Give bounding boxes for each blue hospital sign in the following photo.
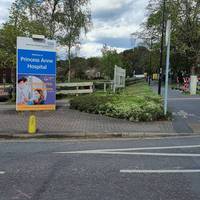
[16,37,56,111]
[18,49,56,75]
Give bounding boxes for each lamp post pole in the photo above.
[164,20,171,115]
[158,0,166,95]
[148,37,154,85]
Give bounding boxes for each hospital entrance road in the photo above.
[152,83,200,133]
[1,136,200,200]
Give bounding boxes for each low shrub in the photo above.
[70,95,166,122]
[70,95,113,114]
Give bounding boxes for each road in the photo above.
[152,83,200,133]
[1,136,200,199]
[168,93,200,133]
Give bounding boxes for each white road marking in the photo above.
[168,98,200,101]
[120,169,200,173]
[55,144,200,155]
[172,110,196,119]
[86,144,200,152]
[0,171,5,175]
[14,189,31,199]
[56,151,200,157]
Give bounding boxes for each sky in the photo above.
[0,0,148,58]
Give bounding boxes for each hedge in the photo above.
[70,94,168,122]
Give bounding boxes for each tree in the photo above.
[169,0,200,74]
[141,0,200,75]
[0,0,49,70]
[87,57,102,69]
[58,0,91,82]
[120,47,151,77]
[6,0,91,82]
[0,23,24,69]
[10,0,61,38]
[8,0,48,37]
[101,45,123,79]
[71,57,88,79]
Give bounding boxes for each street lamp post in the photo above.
[130,33,137,78]
[164,20,171,115]
[158,0,166,95]
[148,37,154,85]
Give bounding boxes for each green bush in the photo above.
[70,82,169,122]
[70,95,113,114]
[70,94,166,122]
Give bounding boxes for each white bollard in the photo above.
[190,75,198,95]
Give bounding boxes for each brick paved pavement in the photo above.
[0,104,174,134]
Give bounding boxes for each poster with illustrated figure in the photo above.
[16,37,56,111]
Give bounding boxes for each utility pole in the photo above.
[148,37,153,86]
[158,0,166,95]
[130,33,137,78]
[164,20,171,115]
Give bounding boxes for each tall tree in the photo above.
[58,0,91,82]
[141,0,200,75]
[10,0,61,38]
[101,45,123,79]
[120,46,151,77]
[6,0,91,82]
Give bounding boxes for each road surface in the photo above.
[152,83,200,133]
[1,136,200,199]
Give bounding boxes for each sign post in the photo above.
[164,20,171,115]
[113,65,126,93]
[16,36,56,133]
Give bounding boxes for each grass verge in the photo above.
[70,82,169,122]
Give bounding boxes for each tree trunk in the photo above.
[191,65,195,75]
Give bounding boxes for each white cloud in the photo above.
[91,0,132,12]
[80,42,125,58]
[84,0,148,49]
[56,43,126,59]
[79,43,103,58]
[86,20,139,41]
[0,0,12,24]
[0,0,148,58]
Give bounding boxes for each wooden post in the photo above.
[104,83,106,92]
[76,86,79,96]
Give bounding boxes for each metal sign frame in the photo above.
[113,65,126,92]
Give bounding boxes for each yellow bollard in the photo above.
[28,114,37,134]
[153,73,158,80]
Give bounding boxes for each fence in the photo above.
[57,82,94,95]
[0,85,12,100]
[94,81,113,92]
[125,77,145,86]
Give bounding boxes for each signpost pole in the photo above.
[113,65,116,93]
[113,65,126,93]
[164,20,171,115]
